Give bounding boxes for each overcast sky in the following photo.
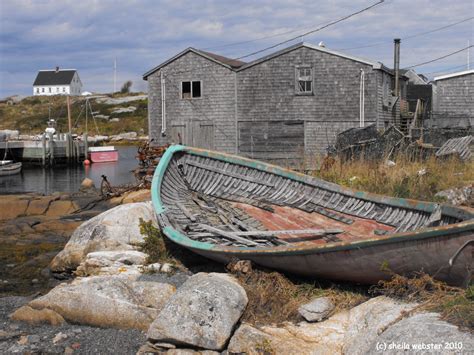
[0,0,473,98]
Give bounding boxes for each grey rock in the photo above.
[110,131,138,141]
[435,184,473,206]
[95,95,147,105]
[50,202,157,272]
[147,272,248,351]
[27,334,41,343]
[52,332,68,344]
[95,114,110,120]
[298,296,334,322]
[110,118,120,122]
[228,296,418,355]
[111,106,136,114]
[24,274,175,331]
[7,344,25,353]
[367,313,474,354]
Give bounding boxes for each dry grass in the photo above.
[371,272,473,330]
[313,154,474,203]
[231,267,367,326]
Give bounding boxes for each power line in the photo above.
[422,61,474,75]
[235,0,385,60]
[339,16,474,51]
[202,20,332,52]
[404,16,474,40]
[204,0,398,53]
[404,45,473,69]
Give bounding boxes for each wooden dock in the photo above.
[0,134,88,165]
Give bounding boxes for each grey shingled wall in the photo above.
[433,73,473,127]
[236,46,381,161]
[147,51,237,153]
[147,46,397,168]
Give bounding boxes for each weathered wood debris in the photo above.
[134,140,169,187]
[435,135,473,161]
[332,124,473,161]
[332,124,404,161]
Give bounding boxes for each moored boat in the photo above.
[88,146,119,163]
[151,145,474,286]
[0,160,22,176]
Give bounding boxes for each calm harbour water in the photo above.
[0,146,139,195]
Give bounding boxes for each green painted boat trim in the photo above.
[151,145,474,256]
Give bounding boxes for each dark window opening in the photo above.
[192,81,201,98]
[181,81,201,99]
[182,82,191,99]
[296,67,313,94]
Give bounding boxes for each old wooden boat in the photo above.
[0,160,22,176]
[151,145,474,286]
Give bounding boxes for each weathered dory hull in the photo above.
[152,145,474,286]
[182,228,473,286]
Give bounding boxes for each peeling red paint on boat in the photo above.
[233,202,394,245]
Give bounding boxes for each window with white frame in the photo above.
[296,67,313,94]
[181,81,201,99]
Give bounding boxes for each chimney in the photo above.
[55,66,59,73]
[393,39,400,97]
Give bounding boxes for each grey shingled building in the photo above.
[432,69,473,128]
[143,42,404,167]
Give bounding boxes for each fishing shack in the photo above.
[144,42,406,168]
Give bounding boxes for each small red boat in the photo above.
[88,146,119,163]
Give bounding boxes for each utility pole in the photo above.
[113,58,117,93]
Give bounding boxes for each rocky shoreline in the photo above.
[1,195,473,354]
[0,186,151,296]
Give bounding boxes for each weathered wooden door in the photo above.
[170,123,188,145]
[192,121,214,150]
[170,121,214,149]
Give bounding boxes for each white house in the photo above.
[33,67,82,96]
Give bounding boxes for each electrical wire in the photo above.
[422,61,474,75]
[339,16,474,51]
[235,0,385,60]
[202,20,332,52]
[404,45,473,69]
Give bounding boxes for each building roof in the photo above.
[143,42,398,80]
[433,69,474,81]
[399,69,428,84]
[237,42,383,71]
[33,69,77,86]
[195,49,246,69]
[142,48,245,80]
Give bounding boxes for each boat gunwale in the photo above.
[151,144,474,255]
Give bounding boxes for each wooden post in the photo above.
[41,134,46,166]
[66,133,70,162]
[84,133,88,161]
[67,95,72,134]
[48,132,54,165]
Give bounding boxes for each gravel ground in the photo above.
[0,271,194,354]
[0,295,145,354]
